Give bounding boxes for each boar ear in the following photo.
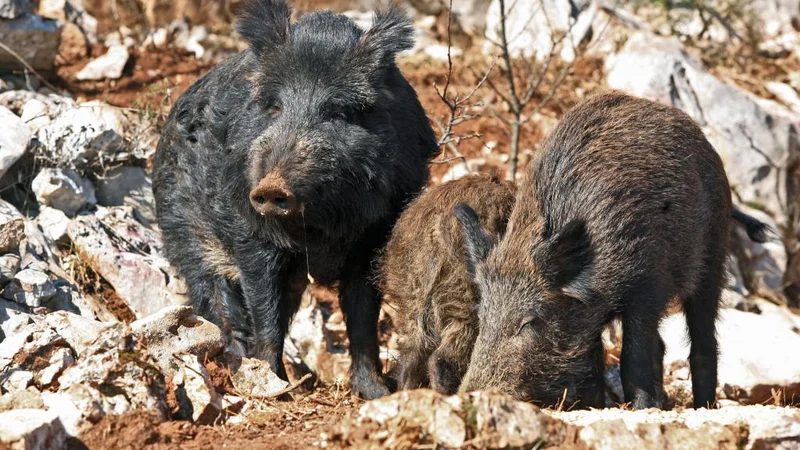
[359,3,415,66]
[237,0,291,58]
[535,219,593,295]
[454,203,494,278]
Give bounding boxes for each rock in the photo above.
[0,298,30,338]
[0,91,74,118]
[340,390,563,449]
[450,0,493,35]
[58,22,88,64]
[38,346,74,387]
[172,354,222,424]
[0,14,62,72]
[41,384,113,436]
[484,0,593,61]
[36,102,129,170]
[31,168,96,217]
[606,32,800,232]
[0,0,33,19]
[749,0,800,38]
[0,254,20,286]
[661,308,800,404]
[0,387,44,411]
[0,105,30,182]
[0,199,25,254]
[0,409,67,450]
[1,370,33,391]
[20,98,51,134]
[38,311,115,357]
[0,321,71,389]
[54,322,168,430]
[551,405,800,450]
[36,206,69,242]
[131,305,223,374]
[767,81,800,114]
[288,297,350,386]
[67,209,186,319]
[143,27,168,48]
[94,165,156,223]
[229,356,289,398]
[76,45,129,81]
[3,265,57,307]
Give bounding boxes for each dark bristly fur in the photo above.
[153,0,437,400]
[455,91,771,409]
[379,175,516,395]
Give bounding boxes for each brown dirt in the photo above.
[70,388,362,450]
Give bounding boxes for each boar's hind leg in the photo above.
[429,321,477,395]
[234,245,296,380]
[683,262,723,409]
[621,277,669,409]
[340,262,390,400]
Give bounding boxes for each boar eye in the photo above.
[264,100,282,118]
[517,316,537,336]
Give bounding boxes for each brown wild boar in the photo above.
[454,91,771,409]
[379,175,516,394]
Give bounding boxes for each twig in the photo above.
[239,373,313,400]
[0,42,62,93]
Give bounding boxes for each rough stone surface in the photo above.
[0,105,31,182]
[53,322,168,432]
[731,204,786,294]
[38,311,116,357]
[67,208,186,319]
[551,405,800,450]
[606,32,800,231]
[36,206,70,242]
[0,199,25,254]
[661,308,800,404]
[341,391,563,449]
[76,45,129,81]
[3,265,56,307]
[94,165,156,223]
[0,0,33,19]
[20,98,51,134]
[172,354,222,424]
[0,387,44,412]
[229,356,289,398]
[36,102,129,170]
[288,298,350,386]
[0,409,67,450]
[131,305,223,374]
[0,13,62,72]
[31,168,96,217]
[0,298,30,338]
[0,254,20,286]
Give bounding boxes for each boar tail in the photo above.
[732,207,773,243]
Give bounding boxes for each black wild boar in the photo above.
[379,175,516,395]
[152,0,438,399]
[454,91,770,409]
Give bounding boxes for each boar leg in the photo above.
[576,335,606,409]
[684,264,723,409]
[235,245,296,379]
[340,262,391,400]
[621,279,668,409]
[397,344,431,391]
[429,321,477,395]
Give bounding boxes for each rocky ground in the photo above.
[1,0,800,448]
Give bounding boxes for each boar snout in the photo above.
[249,170,301,216]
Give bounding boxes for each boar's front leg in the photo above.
[234,243,297,379]
[621,277,668,409]
[339,260,391,400]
